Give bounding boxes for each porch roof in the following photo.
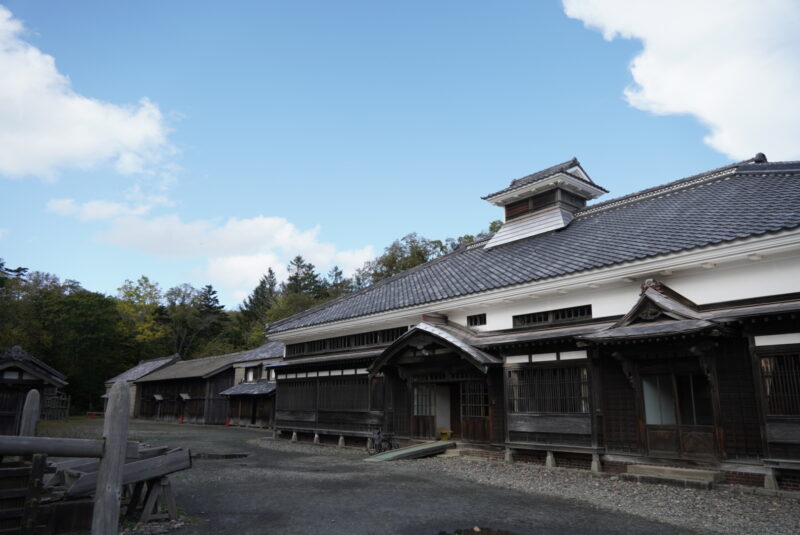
[220,380,276,397]
[266,349,383,369]
[368,322,501,374]
[577,319,720,342]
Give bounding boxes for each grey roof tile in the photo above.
[220,380,276,396]
[268,161,800,334]
[1,346,68,386]
[106,354,179,384]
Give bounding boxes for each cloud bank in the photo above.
[0,5,173,179]
[96,214,375,304]
[563,0,800,160]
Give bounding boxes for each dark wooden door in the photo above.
[642,373,716,459]
[0,389,24,435]
[460,382,490,442]
[411,384,436,439]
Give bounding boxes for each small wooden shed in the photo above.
[0,346,69,434]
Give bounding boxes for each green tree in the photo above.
[284,256,324,298]
[325,266,353,299]
[241,269,279,324]
[116,276,170,359]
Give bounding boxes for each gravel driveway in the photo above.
[42,420,800,534]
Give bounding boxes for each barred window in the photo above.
[467,313,487,327]
[285,326,409,357]
[414,385,435,416]
[461,382,488,418]
[513,305,592,328]
[507,366,589,414]
[761,353,800,416]
[318,376,369,411]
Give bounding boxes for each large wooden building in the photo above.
[134,342,283,425]
[266,155,800,489]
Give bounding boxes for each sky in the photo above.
[2,0,799,308]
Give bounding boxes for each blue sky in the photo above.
[2,1,798,307]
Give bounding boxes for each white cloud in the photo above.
[94,213,375,304]
[46,198,151,221]
[0,5,173,179]
[563,0,800,160]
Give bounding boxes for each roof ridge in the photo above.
[268,244,474,331]
[577,158,752,217]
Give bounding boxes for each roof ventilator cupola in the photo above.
[482,158,608,248]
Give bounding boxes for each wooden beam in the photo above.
[91,380,130,535]
[0,436,138,459]
[68,449,191,498]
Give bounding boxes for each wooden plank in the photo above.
[18,391,40,437]
[507,413,591,435]
[275,410,316,423]
[766,421,800,444]
[91,380,130,535]
[68,449,191,498]
[0,436,138,459]
[364,441,455,462]
[21,453,45,535]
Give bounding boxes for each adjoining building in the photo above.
[134,342,284,425]
[0,346,69,434]
[221,341,284,428]
[266,155,800,489]
[104,354,180,417]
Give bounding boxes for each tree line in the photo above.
[0,221,499,411]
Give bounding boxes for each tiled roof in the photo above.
[482,158,606,200]
[106,354,179,385]
[220,380,276,396]
[268,159,800,334]
[1,346,68,387]
[233,341,284,363]
[137,342,285,382]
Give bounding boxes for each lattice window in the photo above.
[284,326,409,357]
[318,376,368,411]
[761,353,800,415]
[467,313,487,327]
[276,379,316,410]
[513,305,592,328]
[460,382,488,418]
[507,365,589,414]
[414,385,435,416]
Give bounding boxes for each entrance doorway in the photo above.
[410,381,490,442]
[642,372,715,458]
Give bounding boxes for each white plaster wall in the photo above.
[446,250,800,331]
[275,243,800,342]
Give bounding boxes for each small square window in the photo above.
[467,313,487,327]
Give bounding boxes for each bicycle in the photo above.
[366,427,399,455]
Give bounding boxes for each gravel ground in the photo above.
[255,439,800,535]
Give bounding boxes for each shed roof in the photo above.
[105,354,179,385]
[137,342,284,382]
[268,158,800,334]
[0,346,68,387]
[233,341,284,364]
[220,381,276,397]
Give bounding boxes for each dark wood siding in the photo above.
[601,359,640,453]
[275,375,376,436]
[717,340,763,458]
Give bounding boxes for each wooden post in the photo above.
[91,380,130,535]
[19,389,40,437]
[545,450,556,468]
